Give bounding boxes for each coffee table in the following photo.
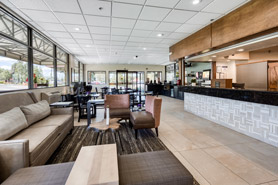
[65,144,118,185]
[89,118,121,132]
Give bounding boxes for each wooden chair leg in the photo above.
[135,129,138,139]
[155,127,158,137]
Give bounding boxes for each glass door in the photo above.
[116,70,128,90]
[128,71,138,91]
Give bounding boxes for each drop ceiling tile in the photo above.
[111,41,126,46]
[21,9,59,23]
[64,25,89,33]
[111,28,132,36]
[111,35,129,41]
[112,18,136,29]
[139,6,171,21]
[131,30,151,37]
[93,34,111,40]
[144,38,162,43]
[149,31,171,38]
[186,12,221,25]
[37,22,66,31]
[203,0,248,14]
[76,39,94,44]
[160,39,179,45]
[114,0,145,5]
[156,22,181,32]
[134,20,160,30]
[164,10,197,23]
[48,31,72,38]
[126,42,142,47]
[57,38,76,44]
[129,37,146,42]
[85,15,110,27]
[113,3,142,19]
[167,32,189,40]
[45,0,81,13]
[55,12,86,25]
[9,0,49,10]
[71,33,91,39]
[94,40,110,45]
[79,0,111,16]
[176,0,214,11]
[89,26,110,34]
[175,24,202,33]
[145,0,180,8]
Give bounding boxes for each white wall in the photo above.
[216,61,237,82]
[85,64,165,88]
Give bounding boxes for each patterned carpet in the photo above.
[47,121,167,164]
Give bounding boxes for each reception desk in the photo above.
[180,86,278,147]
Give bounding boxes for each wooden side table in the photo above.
[65,144,119,185]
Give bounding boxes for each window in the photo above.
[166,64,175,82]
[80,63,84,82]
[33,50,54,88]
[147,71,162,83]
[0,36,28,91]
[0,9,28,44]
[72,59,79,82]
[109,71,116,88]
[88,71,106,85]
[32,31,53,56]
[138,71,145,91]
[56,47,68,86]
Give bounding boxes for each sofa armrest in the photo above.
[0,139,29,183]
[51,107,73,115]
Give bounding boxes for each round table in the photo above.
[89,118,121,132]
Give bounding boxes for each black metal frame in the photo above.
[0,6,72,93]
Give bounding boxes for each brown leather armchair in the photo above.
[104,94,131,121]
[130,96,162,139]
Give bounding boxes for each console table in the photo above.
[65,144,118,185]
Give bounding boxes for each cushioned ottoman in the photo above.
[2,162,74,185]
[118,151,193,185]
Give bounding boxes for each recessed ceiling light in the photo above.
[157,33,164,37]
[212,55,217,58]
[74,27,81,31]
[192,0,201,5]
[169,52,173,56]
[237,48,244,52]
[208,59,212,61]
[143,48,147,50]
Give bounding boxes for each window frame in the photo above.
[0,7,71,93]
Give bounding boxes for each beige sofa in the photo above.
[0,92,73,183]
[41,91,62,104]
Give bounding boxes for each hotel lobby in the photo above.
[0,0,278,184]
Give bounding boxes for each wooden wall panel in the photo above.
[170,25,212,61]
[212,0,278,47]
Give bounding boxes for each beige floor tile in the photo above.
[180,149,249,185]
[204,146,278,184]
[173,151,211,185]
[160,130,199,151]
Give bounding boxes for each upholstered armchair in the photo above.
[104,94,130,121]
[130,96,162,139]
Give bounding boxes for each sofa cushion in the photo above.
[31,115,72,132]
[2,162,74,185]
[110,108,130,119]
[20,100,51,126]
[130,111,155,129]
[9,126,59,164]
[118,151,193,185]
[0,107,28,141]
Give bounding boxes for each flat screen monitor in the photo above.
[202,70,211,80]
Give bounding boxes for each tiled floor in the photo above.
[74,96,278,185]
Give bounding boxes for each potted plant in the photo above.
[191,78,196,86]
[33,74,38,88]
